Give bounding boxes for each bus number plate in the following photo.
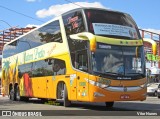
[120,94,130,99]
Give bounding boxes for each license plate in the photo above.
[120,94,130,99]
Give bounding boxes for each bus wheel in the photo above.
[9,89,15,101]
[57,82,64,100]
[64,84,71,107]
[105,102,114,108]
[15,86,21,101]
[15,85,29,101]
[57,82,71,107]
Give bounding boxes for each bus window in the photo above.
[39,20,62,43]
[76,50,88,72]
[63,11,85,36]
[52,59,66,75]
[85,9,141,40]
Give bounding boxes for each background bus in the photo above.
[1,7,147,107]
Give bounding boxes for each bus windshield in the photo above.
[92,43,145,79]
[85,9,141,40]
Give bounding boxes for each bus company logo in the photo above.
[2,111,11,116]
[67,16,78,24]
[123,87,127,92]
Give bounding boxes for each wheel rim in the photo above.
[10,90,14,100]
[57,83,64,99]
[61,90,64,99]
[61,84,64,99]
[155,92,157,96]
[16,90,20,100]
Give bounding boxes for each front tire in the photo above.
[64,84,71,107]
[57,82,71,107]
[15,86,20,101]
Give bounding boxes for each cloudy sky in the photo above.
[0,0,160,34]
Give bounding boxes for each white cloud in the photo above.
[143,28,160,34]
[26,0,36,2]
[26,0,41,2]
[25,24,40,28]
[36,2,106,18]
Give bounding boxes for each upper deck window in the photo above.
[85,9,141,40]
[63,11,85,36]
[3,20,62,58]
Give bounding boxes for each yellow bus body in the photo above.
[1,8,148,106]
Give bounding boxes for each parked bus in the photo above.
[1,7,148,107]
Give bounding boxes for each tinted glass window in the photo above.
[68,39,88,68]
[92,44,145,79]
[85,9,141,40]
[63,11,85,36]
[38,21,62,43]
[3,41,17,58]
[18,63,32,78]
[16,38,31,53]
[18,58,66,78]
[76,50,88,71]
[24,20,62,48]
[3,20,62,58]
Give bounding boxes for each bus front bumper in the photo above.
[89,85,147,102]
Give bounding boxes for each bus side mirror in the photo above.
[70,32,96,52]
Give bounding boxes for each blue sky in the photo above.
[0,0,160,33]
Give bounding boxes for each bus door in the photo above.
[75,50,89,101]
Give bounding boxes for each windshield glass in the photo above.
[92,43,145,79]
[85,9,141,40]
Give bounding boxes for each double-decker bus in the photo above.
[1,7,148,107]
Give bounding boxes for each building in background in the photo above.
[140,29,160,83]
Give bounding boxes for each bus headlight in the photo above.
[85,78,109,88]
[140,83,147,88]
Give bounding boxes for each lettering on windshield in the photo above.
[117,77,131,80]
[98,44,111,49]
[93,23,138,39]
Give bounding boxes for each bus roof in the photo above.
[3,7,129,48]
[61,7,128,16]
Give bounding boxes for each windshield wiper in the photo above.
[93,71,124,76]
[105,72,124,76]
[126,73,144,76]
[93,71,106,77]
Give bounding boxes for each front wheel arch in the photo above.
[56,81,71,107]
